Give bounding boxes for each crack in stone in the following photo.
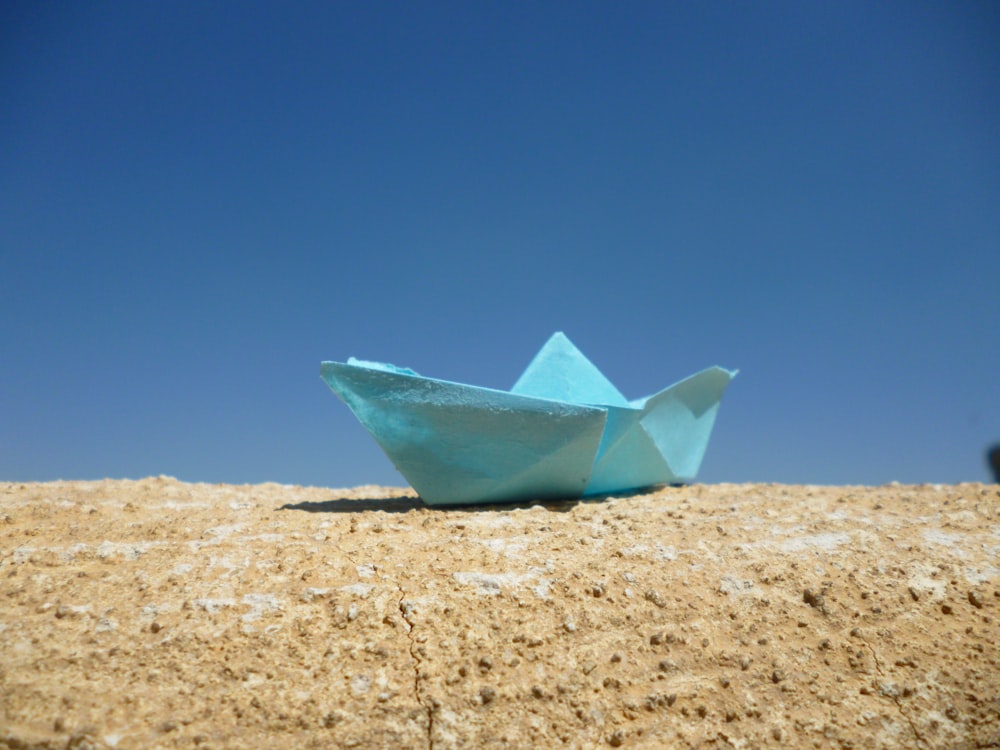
[398,588,434,750]
[858,633,927,748]
[342,551,434,750]
[341,550,433,749]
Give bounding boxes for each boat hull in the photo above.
[321,362,608,506]
[321,333,736,506]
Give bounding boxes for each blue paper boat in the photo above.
[321,333,736,506]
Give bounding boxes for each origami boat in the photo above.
[321,333,736,506]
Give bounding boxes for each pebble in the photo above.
[645,693,676,710]
[803,589,825,611]
[644,590,667,608]
[968,591,984,609]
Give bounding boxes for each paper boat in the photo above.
[321,332,736,506]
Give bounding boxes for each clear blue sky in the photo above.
[3,2,998,487]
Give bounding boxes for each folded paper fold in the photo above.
[321,332,736,506]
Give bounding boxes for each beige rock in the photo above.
[1,478,998,748]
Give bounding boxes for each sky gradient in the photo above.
[3,2,999,487]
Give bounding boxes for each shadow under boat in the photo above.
[278,482,675,515]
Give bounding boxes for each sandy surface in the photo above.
[1,478,998,749]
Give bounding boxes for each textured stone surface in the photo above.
[1,478,998,748]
